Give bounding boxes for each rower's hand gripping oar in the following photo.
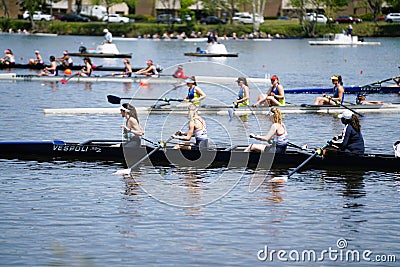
[287,141,331,178]
[326,96,364,117]
[107,94,184,105]
[113,134,177,176]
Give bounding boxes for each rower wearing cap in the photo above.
[327,110,364,155]
[245,107,288,153]
[233,77,250,107]
[253,75,285,107]
[135,59,159,77]
[314,75,344,105]
[114,58,132,77]
[182,76,206,106]
[172,104,208,150]
[0,49,15,65]
[103,28,112,43]
[120,103,144,147]
[56,50,73,68]
[28,50,44,66]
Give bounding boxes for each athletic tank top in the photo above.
[271,84,285,106]
[188,86,201,106]
[333,85,344,104]
[237,86,249,106]
[193,118,207,141]
[274,123,288,146]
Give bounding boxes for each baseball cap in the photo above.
[270,75,278,81]
[185,78,195,83]
[4,49,10,54]
[63,50,68,55]
[338,110,353,119]
[331,75,339,80]
[35,50,40,53]
[103,29,109,33]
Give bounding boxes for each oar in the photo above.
[60,72,80,84]
[107,94,184,105]
[327,96,364,117]
[362,77,396,87]
[113,134,176,176]
[287,142,330,178]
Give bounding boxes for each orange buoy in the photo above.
[64,69,72,76]
[139,79,149,86]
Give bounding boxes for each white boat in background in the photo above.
[184,42,239,57]
[89,43,120,54]
[308,33,381,46]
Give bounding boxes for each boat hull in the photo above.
[68,53,132,58]
[184,53,239,57]
[0,64,161,73]
[43,104,400,115]
[0,140,398,171]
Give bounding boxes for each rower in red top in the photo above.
[314,75,345,105]
[172,65,188,79]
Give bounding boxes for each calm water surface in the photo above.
[0,34,399,266]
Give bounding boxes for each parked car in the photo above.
[23,11,52,21]
[237,14,264,24]
[103,14,129,23]
[232,12,249,22]
[385,13,400,23]
[334,15,362,24]
[156,14,182,24]
[277,16,290,20]
[304,13,328,24]
[200,16,226,25]
[60,14,90,22]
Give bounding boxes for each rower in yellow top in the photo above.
[182,77,206,106]
[233,77,250,108]
[253,75,285,107]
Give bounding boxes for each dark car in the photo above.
[200,16,226,25]
[60,14,90,22]
[334,15,362,24]
[156,14,182,24]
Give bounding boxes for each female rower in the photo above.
[253,75,285,107]
[28,50,44,66]
[172,64,188,79]
[0,49,15,65]
[328,110,364,155]
[182,77,206,106]
[314,75,344,105]
[120,103,144,147]
[245,107,288,153]
[135,59,158,77]
[356,93,386,105]
[233,77,250,107]
[171,104,208,150]
[76,57,93,77]
[56,50,73,68]
[39,56,57,76]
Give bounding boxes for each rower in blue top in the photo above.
[314,75,345,105]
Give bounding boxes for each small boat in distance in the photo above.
[308,33,381,46]
[69,43,132,58]
[184,43,238,57]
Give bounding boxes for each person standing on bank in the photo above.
[233,77,250,107]
[314,75,345,105]
[103,28,112,43]
[245,107,288,153]
[328,110,364,155]
[253,75,285,107]
[120,103,144,147]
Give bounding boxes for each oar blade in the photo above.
[113,168,132,175]
[107,95,121,104]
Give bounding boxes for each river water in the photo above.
[0,34,399,266]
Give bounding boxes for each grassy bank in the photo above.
[1,19,399,38]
